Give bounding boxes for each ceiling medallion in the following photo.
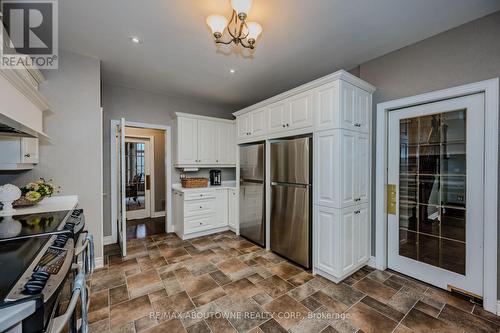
[206,0,262,49]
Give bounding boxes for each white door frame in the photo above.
[375,78,499,313]
[124,135,155,220]
[110,120,173,243]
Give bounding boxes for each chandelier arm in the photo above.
[215,39,236,45]
[239,39,254,49]
[241,21,250,40]
[227,10,237,39]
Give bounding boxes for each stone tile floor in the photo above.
[88,231,500,333]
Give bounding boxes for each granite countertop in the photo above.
[172,181,237,193]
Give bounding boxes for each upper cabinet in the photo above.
[233,70,374,143]
[174,113,236,167]
[0,137,39,170]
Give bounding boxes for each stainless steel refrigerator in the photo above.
[270,136,312,268]
[239,143,265,247]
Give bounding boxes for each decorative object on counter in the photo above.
[0,184,22,215]
[181,177,209,188]
[0,216,22,238]
[13,178,59,207]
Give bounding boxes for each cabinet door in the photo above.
[250,108,267,137]
[355,133,370,204]
[237,114,250,139]
[177,117,198,165]
[314,205,339,276]
[214,189,228,226]
[216,123,236,165]
[356,88,371,133]
[355,204,370,264]
[314,130,340,208]
[21,138,39,164]
[340,130,356,207]
[340,206,356,275]
[288,91,313,130]
[228,189,237,228]
[340,81,356,131]
[268,101,287,133]
[197,120,217,164]
[314,81,339,131]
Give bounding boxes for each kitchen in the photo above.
[1,1,500,333]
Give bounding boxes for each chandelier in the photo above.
[206,0,262,49]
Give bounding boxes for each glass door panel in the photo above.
[398,110,467,275]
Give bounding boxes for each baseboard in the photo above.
[497,300,500,316]
[94,256,104,269]
[103,236,114,246]
[367,256,377,269]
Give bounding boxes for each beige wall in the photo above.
[357,10,500,298]
[125,126,165,212]
[0,51,104,260]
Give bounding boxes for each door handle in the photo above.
[146,175,151,190]
[387,184,396,215]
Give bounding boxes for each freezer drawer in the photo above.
[271,137,311,184]
[239,181,265,246]
[270,183,311,268]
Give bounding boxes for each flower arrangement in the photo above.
[13,178,59,207]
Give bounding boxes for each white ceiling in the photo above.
[60,0,500,111]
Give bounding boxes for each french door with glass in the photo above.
[387,93,484,297]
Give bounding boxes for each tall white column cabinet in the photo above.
[233,70,375,283]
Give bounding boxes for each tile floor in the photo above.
[88,231,500,333]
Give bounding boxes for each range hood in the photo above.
[0,114,40,138]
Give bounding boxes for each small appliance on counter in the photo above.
[209,170,222,186]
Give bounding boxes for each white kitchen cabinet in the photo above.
[314,204,370,281]
[0,137,39,170]
[314,129,369,209]
[173,187,235,240]
[268,101,288,133]
[314,81,340,131]
[237,113,250,139]
[215,123,236,165]
[356,88,371,133]
[228,188,237,229]
[250,108,267,137]
[174,113,236,167]
[288,90,314,130]
[176,117,198,165]
[198,120,217,165]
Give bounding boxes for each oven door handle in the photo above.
[74,232,95,276]
[47,272,89,333]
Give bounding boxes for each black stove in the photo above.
[0,209,86,332]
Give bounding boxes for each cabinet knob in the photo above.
[286,124,290,127]
[216,160,219,162]
[199,206,202,209]
[282,124,285,128]
[24,154,31,158]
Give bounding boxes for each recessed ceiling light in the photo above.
[230,69,236,74]
[130,36,142,44]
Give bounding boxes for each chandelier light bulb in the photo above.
[206,15,228,37]
[246,22,262,41]
[231,0,253,16]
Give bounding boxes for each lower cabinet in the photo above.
[228,189,237,230]
[173,188,234,240]
[314,203,369,282]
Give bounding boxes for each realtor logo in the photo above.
[1,0,58,69]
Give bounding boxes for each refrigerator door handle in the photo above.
[271,182,310,188]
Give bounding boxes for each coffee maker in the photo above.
[209,170,222,186]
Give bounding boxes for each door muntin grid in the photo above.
[398,110,466,275]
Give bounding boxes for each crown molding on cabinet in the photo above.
[0,67,50,113]
[174,112,235,124]
[233,69,376,117]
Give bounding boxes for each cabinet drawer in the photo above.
[184,191,216,201]
[184,199,216,217]
[185,215,216,232]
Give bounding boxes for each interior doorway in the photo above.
[110,119,172,257]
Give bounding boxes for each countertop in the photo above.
[172,181,237,193]
[0,195,78,217]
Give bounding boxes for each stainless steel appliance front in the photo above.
[239,143,265,247]
[270,136,312,268]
